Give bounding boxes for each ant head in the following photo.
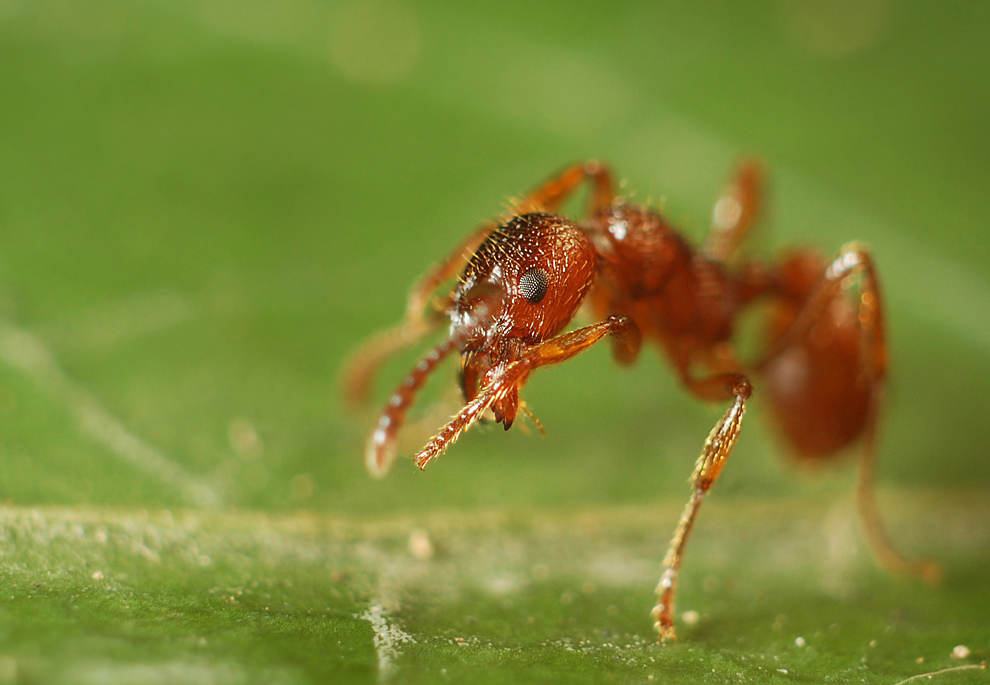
[451,213,598,406]
[364,213,598,477]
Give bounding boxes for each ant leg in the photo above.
[762,244,938,581]
[341,307,447,407]
[859,387,940,581]
[653,372,752,642]
[529,314,640,367]
[413,315,638,470]
[342,162,616,406]
[515,160,616,216]
[364,338,458,477]
[760,244,884,372]
[703,160,764,264]
[412,358,532,470]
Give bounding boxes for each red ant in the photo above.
[342,161,938,641]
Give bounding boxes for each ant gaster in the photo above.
[342,161,938,641]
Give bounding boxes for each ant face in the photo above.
[450,213,598,416]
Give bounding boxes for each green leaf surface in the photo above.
[0,1,987,683]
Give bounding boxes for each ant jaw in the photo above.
[492,386,520,431]
[461,340,526,430]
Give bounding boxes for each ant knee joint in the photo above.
[730,376,753,400]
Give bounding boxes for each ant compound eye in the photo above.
[519,267,550,304]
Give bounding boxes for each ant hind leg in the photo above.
[762,244,939,582]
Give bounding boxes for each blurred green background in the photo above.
[0,0,987,682]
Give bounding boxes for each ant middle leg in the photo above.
[703,160,764,264]
[654,371,752,641]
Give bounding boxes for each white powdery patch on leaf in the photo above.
[360,602,416,679]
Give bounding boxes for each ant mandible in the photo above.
[342,160,938,642]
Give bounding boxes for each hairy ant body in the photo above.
[342,161,936,641]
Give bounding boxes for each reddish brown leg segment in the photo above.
[515,160,615,216]
[341,314,444,407]
[530,315,639,367]
[703,160,764,264]
[654,374,752,642]
[365,338,457,477]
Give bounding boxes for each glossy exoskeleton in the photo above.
[342,161,937,641]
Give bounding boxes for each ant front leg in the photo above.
[341,305,448,408]
[654,372,752,642]
[413,315,639,470]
